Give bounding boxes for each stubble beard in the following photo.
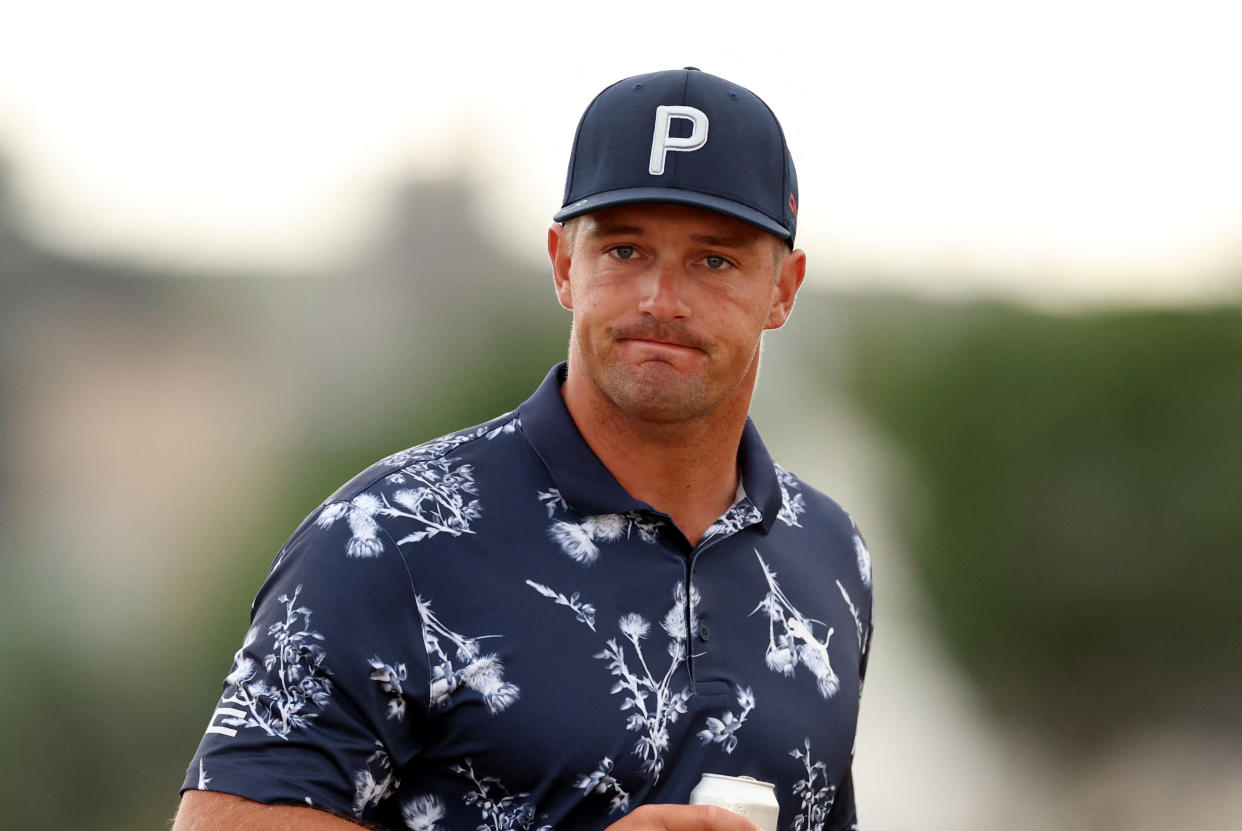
[595,362,717,424]
[572,324,758,427]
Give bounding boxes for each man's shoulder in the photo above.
[770,462,874,599]
[320,409,524,509]
[771,461,860,538]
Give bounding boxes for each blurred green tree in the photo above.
[844,298,1242,747]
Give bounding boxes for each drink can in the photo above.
[689,773,779,831]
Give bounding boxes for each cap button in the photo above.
[683,66,701,71]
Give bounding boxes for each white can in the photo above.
[689,773,780,831]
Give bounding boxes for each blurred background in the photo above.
[2,1,1240,829]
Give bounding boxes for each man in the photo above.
[175,67,873,831]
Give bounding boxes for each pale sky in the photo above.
[2,0,1240,305]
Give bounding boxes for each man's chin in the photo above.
[603,376,716,424]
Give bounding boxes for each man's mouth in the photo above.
[613,324,707,354]
[625,337,699,352]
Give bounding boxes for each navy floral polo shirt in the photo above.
[183,363,874,831]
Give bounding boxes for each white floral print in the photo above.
[774,464,807,527]
[418,596,519,714]
[381,437,472,470]
[536,489,569,517]
[480,416,520,440]
[661,580,701,647]
[380,416,518,469]
[368,656,408,721]
[318,454,482,555]
[573,756,631,814]
[452,759,552,831]
[547,513,662,566]
[402,794,447,831]
[697,686,756,754]
[353,741,399,816]
[789,738,836,830]
[851,516,872,588]
[541,488,663,566]
[594,583,696,780]
[316,495,385,558]
[525,579,597,631]
[835,580,864,652]
[700,499,762,545]
[218,584,332,738]
[386,458,482,544]
[750,552,839,699]
[546,516,617,565]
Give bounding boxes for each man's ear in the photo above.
[548,223,574,311]
[765,247,807,330]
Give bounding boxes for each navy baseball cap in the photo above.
[554,68,799,243]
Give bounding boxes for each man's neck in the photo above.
[560,370,752,546]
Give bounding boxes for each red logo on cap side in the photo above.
[788,193,798,217]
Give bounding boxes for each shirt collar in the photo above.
[518,363,782,532]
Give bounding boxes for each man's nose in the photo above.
[637,262,690,320]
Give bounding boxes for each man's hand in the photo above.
[604,804,763,830]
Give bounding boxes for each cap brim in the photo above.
[553,187,792,242]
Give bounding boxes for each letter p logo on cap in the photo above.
[649,105,709,175]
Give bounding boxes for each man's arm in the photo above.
[172,791,369,830]
[173,792,760,831]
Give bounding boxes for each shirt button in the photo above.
[697,622,710,643]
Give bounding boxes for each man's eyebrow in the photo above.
[586,223,646,238]
[690,233,761,249]
[584,224,761,249]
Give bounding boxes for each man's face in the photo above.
[548,203,805,425]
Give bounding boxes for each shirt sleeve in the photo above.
[823,766,860,831]
[181,500,431,822]
[826,525,874,831]
[822,639,871,831]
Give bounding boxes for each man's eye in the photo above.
[610,246,637,259]
[704,255,729,269]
